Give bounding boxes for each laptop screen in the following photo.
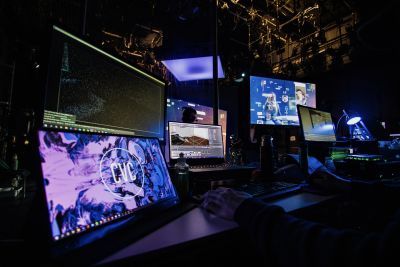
[297,105,337,142]
[38,130,177,242]
[168,122,224,160]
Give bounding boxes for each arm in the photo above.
[203,188,399,267]
[276,103,281,116]
[283,154,352,192]
[234,198,398,267]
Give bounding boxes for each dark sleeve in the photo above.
[234,198,400,267]
[285,153,325,176]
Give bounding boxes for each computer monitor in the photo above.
[166,98,227,151]
[297,105,337,142]
[42,26,165,140]
[37,129,177,242]
[250,76,316,126]
[168,122,224,160]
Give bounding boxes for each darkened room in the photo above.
[1,1,400,266]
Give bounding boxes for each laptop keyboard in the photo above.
[189,163,232,169]
[234,181,302,199]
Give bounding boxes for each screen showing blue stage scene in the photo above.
[250,76,316,126]
[38,130,177,241]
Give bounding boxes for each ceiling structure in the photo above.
[92,0,361,83]
[217,0,358,78]
[1,0,393,83]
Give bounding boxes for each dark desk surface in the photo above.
[97,192,334,265]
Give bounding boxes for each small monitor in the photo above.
[166,98,227,152]
[38,130,177,242]
[168,122,224,160]
[43,26,165,140]
[297,105,337,142]
[250,76,316,126]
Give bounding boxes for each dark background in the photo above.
[1,2,400,265]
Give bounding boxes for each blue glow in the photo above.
[250,75,317,126]
[161,56,225,81]
[347,116,361,125]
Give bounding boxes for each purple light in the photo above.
[161,56,225,81]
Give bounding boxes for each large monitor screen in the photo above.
[43,26,165,140]
[168,122,224,159]
[38,130,177,241]
[297,105,336,142]
[250,76,316,126]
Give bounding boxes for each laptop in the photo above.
[168,121,254,172]
[36,129,195,264]
[167,122,302,200]
[297,105,382,161]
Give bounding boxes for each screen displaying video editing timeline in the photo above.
[166,98,227,152]
[298,105,337,142]
[38,130,177,241]
[250,76,316,126]
[43,26,165,140]
[169,122,224,159]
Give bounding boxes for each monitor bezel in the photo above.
[35,128,180,253]
[296,104,337,142]
[167,121,225,165]
[249,75,317,128]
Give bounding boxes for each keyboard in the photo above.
[235,181,302,200]
[189,163,232,169]
[345,154,383,162]
[188,163,255,172]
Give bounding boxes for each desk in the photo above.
[97,192,333,265]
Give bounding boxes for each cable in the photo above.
[336,111,348,137]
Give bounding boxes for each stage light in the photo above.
[241,72,246,77]
[253,50,260,59]
[161,56,225,81]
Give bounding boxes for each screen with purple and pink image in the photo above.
[38,130,177,241]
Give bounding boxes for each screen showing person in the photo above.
[250,76,316,126]
[298,106,337,142]
[263,92,282,125]
[38,130,177,241]
[181,107,197,123]
[295,86,307,106]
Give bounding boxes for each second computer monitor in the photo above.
[250,76,316,126]
[168,122,224,160]
[297,105,337,142]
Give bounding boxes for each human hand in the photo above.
[201,187,252,220]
